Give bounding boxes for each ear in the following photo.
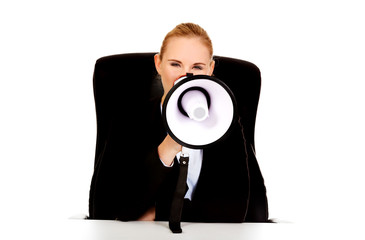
[154,54,162,74]
[209,60,215,76]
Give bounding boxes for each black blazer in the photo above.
[89,96,268,222]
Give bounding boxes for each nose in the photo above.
[184,66,191,74]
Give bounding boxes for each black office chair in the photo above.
[89,53,268,221]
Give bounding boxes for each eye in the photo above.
[193,65,203,70]
[170,62,181,67]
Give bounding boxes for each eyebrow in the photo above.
[168,59,207,65]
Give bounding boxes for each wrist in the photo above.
[158,136,181,166]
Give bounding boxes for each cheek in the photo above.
[198,69,211,75]
[161,72,175,92]
[161,69,179,92]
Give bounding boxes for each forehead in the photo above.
[164,37,211,63]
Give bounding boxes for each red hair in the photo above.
[159,23,213,60]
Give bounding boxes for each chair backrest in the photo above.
[92,53,261,166]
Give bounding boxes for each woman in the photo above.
[89,23,269,222]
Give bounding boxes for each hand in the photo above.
[158,135,182,166]
[137,206,156,221]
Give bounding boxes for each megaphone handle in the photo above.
[169,152,189,233]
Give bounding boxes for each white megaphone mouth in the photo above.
[162,74,237,149]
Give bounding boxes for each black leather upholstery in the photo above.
[92,52,261,168]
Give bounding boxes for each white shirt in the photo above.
[160,104,203,200]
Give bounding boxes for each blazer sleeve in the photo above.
[88,137,177,221]
[88,98,176,221]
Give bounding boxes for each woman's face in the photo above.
[155,37,215,103]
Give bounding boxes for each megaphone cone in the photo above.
[178,86,210,122]
[162,75,237,149]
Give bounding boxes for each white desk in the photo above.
[35,219,298,240]
[5,218,362,240]
[4,218,362,240]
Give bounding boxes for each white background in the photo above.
[1,0,364,238]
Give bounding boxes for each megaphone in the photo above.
[162,74,237,233]
[162,74,237,149]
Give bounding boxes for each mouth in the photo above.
[174,73,194,84]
